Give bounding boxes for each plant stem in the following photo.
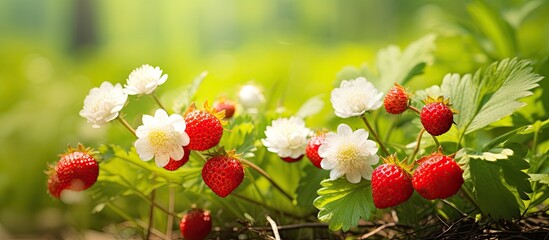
[431,135,441,148]
[166,185,175,239]
[146,187,156,240]
[118,116,137,137]
[410,129,425,162]
[152,92,167,111]
[237,157,295,202]
[460,186,480,212]
[408,106,421,115]
[360,115,390,156]
[231,193,304,219]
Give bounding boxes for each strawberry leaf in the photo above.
[442,58,543,136]
[313,178,374,231]
[296,165,329,208]
[461,142,532,220]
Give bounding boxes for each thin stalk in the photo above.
[118,116,137,137]
[152,92,167,111]
[360,115,390,156]
[408,106,421,115]
[166,186,175,239]
[431,135,441,148]
[237,157,294,202]
[410,129,425,162]
[231,193,304,219]
[460,187,480,212]
[146,187,156,240]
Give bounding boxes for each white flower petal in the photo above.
[124,64,167,95]
[330,77,382,118]
[261,116,311,159]
[329,169,344,180]
[155,154,170,167]
[80,81,128,128]
[346,171,362,183]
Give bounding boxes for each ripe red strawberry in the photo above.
[371,155,414,208]
[306,133,327,168]
[180,208,212,240]
[47,172,62,198]
[280,155,303,163]
[384,83,409,114]
[202,153,244,197]
[412,153,464,200]
[212,98,236,119]
[163,147,191,171]
[56,146,99,191]
[185,103,225,151]
[420,96,455,136]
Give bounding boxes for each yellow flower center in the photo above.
[148,129,177,150]
[337,145,361,169]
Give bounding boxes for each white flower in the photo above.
[330,77,383,118]
[79,81,128,128]
[124,64,168,95]
[239,85,265,109]
[319,124,379,183]
[261,117,312,159]
[134,109,190,167]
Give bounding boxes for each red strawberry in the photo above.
[412,153,464,200]
[185,103,225,151]
[420,96,455,136]
[212,98,236,119]
[280,155,303,163]
[47,172,62,198]
[202,153,244,197]
[55,145,99,192]
[180,208,212,240]
[306,133,326,168]
[384,83,409,114]
[371,155,414,208]
[163,147,191,171]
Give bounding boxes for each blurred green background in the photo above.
[1,0,548,237]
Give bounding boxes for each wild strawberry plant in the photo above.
[46,31,548,239]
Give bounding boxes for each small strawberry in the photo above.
[47,172,62,198]
[420,96,456,136]
[280,155,303,163]
[384,83,410,114]
[185,102,225,151]
[55,144,99,192]
[306,132,327,168]
[163,147,191,171]
[412,152,464,200]
[202,151,244,197]
[371,155,414,208]
[212,97,236,119]
[180,208,212,240]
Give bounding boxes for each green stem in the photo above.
[118,116,137,137]
[460,186,480,212]
[166,185,175,239]
[410,129,425,162]
[408,106,421,115]
[152,92,167,111]
[146,188,156,240]
[431,135,440,148]
[360,115,390,156]
[238,157,294,202]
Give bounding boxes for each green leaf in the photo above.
[376,34,436,91]
[464,142,532,219]
[467,0,517,58]
[225,115,257,157]
[529,174,549,185]
[172,71,208,113]
[313,178,374,231]
[296,165,328,208]
[442,58,543,135]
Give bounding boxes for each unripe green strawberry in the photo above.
[55,145,99,192]
[371,155,414,208]
[384,83,409,114]
[212,97,236,119]
[202,153,244,197]
[306,133,326,168]
[420,96,455,136]
[412,153,464,200]
[184,102,225,151]
[180,208,212,240]
[163,147,191,171]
